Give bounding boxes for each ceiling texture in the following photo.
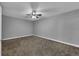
[1,2,79,21]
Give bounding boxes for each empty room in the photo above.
[0,2,79,56]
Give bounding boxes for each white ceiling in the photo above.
[1,2,79,21]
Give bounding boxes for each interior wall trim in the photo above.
[34,35,79,48]
[2,34,33,40]
[2,34,79,48]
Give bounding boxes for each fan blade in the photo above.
[25,14,32,18]
[40,15,53,21]
[30,2,39,11]
[37,14,42,16]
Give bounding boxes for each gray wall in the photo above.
[2,15,33,40]
[2,8,79,45]
[34,9,79,45]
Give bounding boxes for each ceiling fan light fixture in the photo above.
[25,10,42,20]
[32,10,36,15]
[32,15,36,19]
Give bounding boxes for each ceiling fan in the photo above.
[26,10,42,19]
[25,2,58,20]
[25,2,42,20]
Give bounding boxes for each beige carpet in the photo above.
[2,36,79,56]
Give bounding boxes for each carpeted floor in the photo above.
[2,36,79,56]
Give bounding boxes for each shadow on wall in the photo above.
[0,6,1,39]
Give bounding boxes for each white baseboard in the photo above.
[2,34,33,40]
[34,35,79,48]
[2,34,79,48]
